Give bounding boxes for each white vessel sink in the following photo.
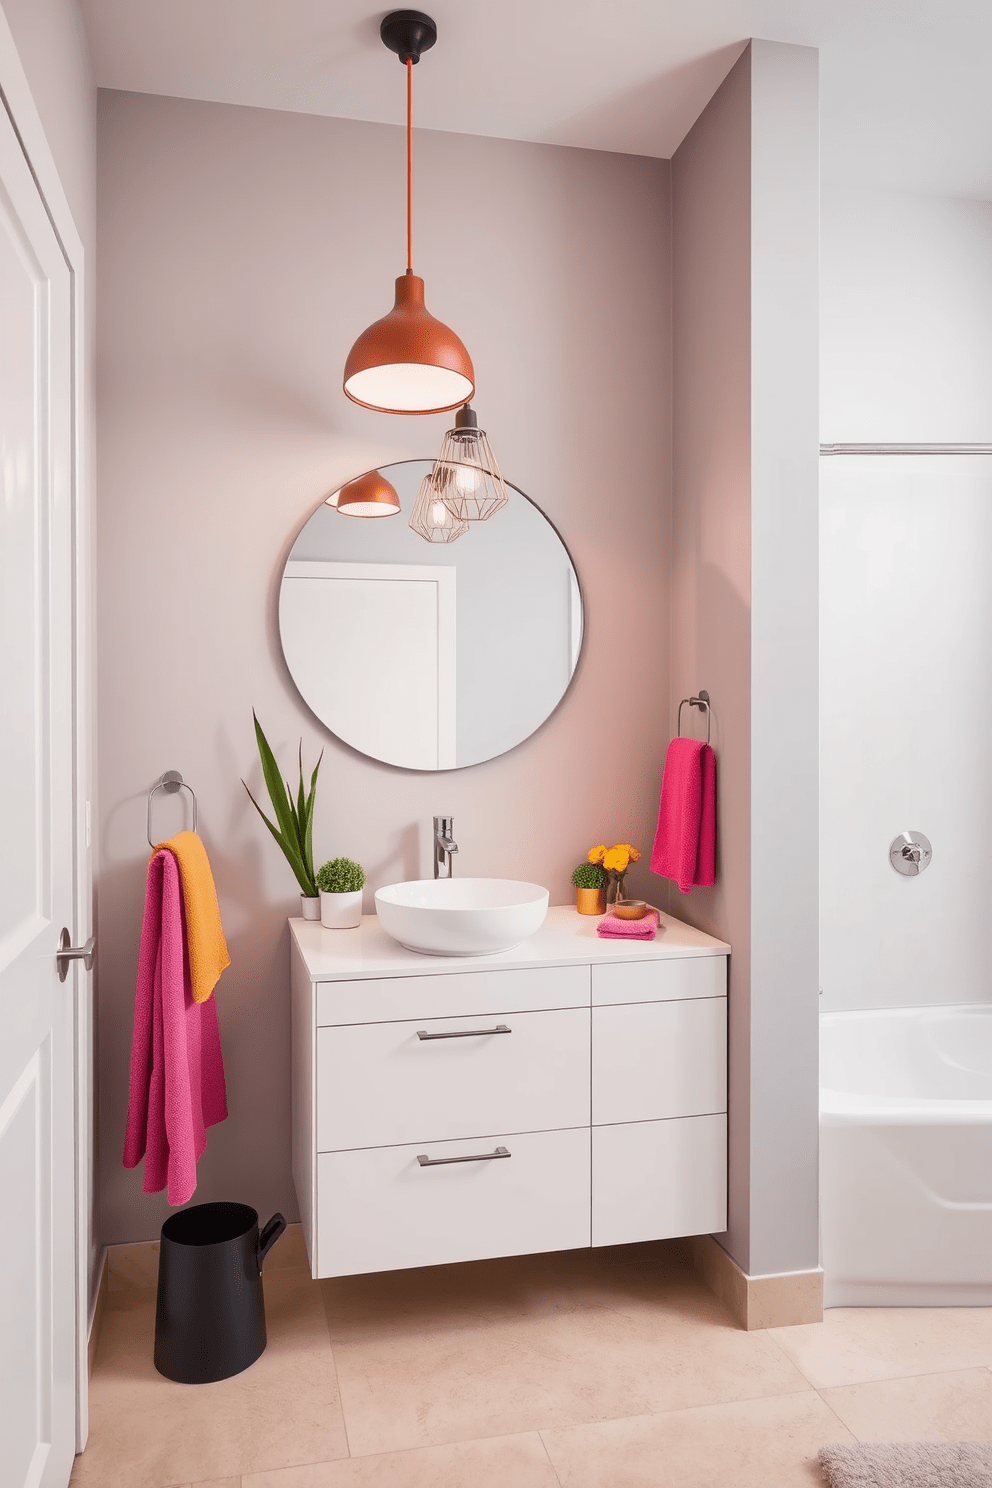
[375,878,550,956]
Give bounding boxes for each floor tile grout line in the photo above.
[775,1360,992,1393]
[338,1388,865,1472]
[394,1385,834,1457]
[338,1383,826,1463]
[264,1428,572,1481]
[753,1322,992,1395]
[760,1323,826,1389]
[538,1428,565,1486]
[332,1351,354,1460]
[812,1384,863,1443]
[320,1291,354,1460]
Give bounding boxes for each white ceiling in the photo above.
[79,0,992,199]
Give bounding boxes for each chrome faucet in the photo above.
[433,816,458,879]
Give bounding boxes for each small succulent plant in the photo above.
[316,857,367,894]
[571,862,607,890]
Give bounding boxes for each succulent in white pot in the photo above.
[316,857,366,929]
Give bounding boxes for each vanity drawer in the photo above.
[316,1127,591,1277]
[592,1114,727,1247]
[316,963,589,1027]
[592,997,726,1125]
[317,1007,590,1151]
[592,955,726,1007]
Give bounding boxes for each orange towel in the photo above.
[154,830,231,1003]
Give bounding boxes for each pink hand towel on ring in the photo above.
[650,737,716,894]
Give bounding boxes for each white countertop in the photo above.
[290,903,730,982]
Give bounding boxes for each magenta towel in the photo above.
[123,849,228,1205]
[650,737,716,894]
[597,908,660,941]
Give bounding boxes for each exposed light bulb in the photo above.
[452,460,484,496]
[409,468,469,544]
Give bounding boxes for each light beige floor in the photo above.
[73,1228,992,1488]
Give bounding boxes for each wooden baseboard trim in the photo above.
[682,1234,823,1329]
[87,1250,108,1378]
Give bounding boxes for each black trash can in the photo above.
[154,1201,286,1383]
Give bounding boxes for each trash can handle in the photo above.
[257,1213,287,1270]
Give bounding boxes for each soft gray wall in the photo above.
[671,40,819,1278]
[670,48,753,1269]
[96,91,672,1242]
[748,39,820,1278]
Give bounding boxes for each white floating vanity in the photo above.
[290,905,729,1278]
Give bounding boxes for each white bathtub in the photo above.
[820,1006,992,1307]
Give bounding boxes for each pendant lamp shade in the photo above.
[344,273,475,415]
[343,15,476,416]
[332,469,401,517]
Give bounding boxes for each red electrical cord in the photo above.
[406,57,413,274]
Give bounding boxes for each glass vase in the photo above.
[608,873,628,906]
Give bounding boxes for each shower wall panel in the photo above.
[820,454,992,1012]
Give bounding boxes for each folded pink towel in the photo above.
[597,908,660,941]
[123,849,228,1205]
[650,737,716,894]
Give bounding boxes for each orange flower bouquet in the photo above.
[587,842,641,904]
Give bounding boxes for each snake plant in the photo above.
[243,712,321,898]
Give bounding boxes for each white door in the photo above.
[0,90,78,1488]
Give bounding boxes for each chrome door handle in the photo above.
[416,1024,511,1040]
[57,928,95,982]
[416,1146,510,1167]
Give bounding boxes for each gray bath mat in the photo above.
[818,1443,992,1488]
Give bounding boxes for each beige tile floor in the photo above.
[73,1227,992,1488]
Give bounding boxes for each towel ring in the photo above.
[147,770,197,849]
[677,690,711,745]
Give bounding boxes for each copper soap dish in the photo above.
[613,900,648,920]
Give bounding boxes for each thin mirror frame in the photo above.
[277,459,586,772]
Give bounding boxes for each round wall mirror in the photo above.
[278,460,583,770]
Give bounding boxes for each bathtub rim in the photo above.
[820,1003,992,1118]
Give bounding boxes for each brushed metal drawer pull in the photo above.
[416,1023,511,1040]
[416,1146,511,1167]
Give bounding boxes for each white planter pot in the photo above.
[300,895,321,921]
[320,889,363,929]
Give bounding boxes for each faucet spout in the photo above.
[433,816,459,879]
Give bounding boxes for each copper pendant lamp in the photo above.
[343,11,475,416]
[329,469,401,517]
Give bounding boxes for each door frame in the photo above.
[0,7,93,1452]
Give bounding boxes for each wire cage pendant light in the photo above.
[343,12,475,416]
[431,405,509,521]
[409,468,469,543]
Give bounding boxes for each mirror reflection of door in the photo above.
[281,562,456,770]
